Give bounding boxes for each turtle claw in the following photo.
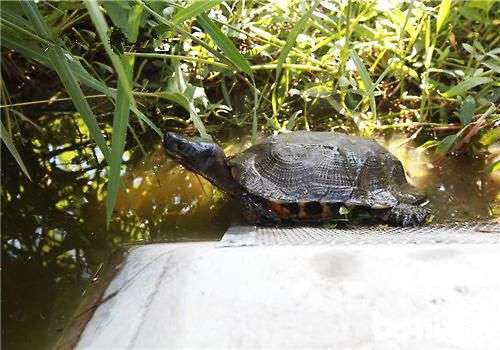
[383,203,430,227]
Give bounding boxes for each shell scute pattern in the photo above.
[346,152,398,208]
[313,146,355,201]
[229,132,413,208]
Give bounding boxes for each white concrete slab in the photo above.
[77,241,500,349]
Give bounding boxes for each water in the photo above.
[1,119,498,349]
[384,134,499,222]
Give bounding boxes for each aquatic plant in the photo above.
[1,0,499,224]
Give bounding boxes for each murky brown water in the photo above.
[1,121,498,350]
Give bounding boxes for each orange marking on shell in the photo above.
[298,203,308,219]
[267,201,291,219]
[320,203,334,219]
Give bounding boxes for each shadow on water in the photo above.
[1,115,498,349]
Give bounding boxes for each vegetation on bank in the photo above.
[1,0,499,223]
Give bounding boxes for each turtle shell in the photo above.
[228,131,422,209]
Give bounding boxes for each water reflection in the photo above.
[384,134,498,222]
[112,145,233,242]
[1,116,232,350]
[1,118,497,349]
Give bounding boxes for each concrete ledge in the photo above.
[77,241,500,349]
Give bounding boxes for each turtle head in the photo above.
[163,132,240,195]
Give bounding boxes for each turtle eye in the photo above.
[176,142,190,153]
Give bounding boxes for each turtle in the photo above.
[163,131,430,227]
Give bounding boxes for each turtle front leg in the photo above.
[239,193,282,225]
[382,203,430,227]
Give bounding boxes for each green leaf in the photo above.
[0,121,31,181]
[103,1,144,42]
[170,0,221,28]
[195,13,256,141]
[436,0,452,34]
[0,30,50,65]
[2,30,116,99]
[127,4,145,42]
[419,140,439,150]
[103,1,131,37]
[458,6,483,22]
[85,1,136,106]
[20,1,112,162]
[468,0,494,12]
[165,64,210,139]
[303,85,332,98]
[339,206,350,215]
[130,106,163,138]
[486,160,500,175]
[275,1,319,82]
[106,55,134,226]
[160,92,191,110]
[480,127,500,146]
[1,14,117,99]
[1,4,54,47]
[458,96,476,125]
[88,1,164,135]
[481,61,500,74]
[442,77,493,98]
[350,50,377,118]
[197,14,252,75]
[436,134,458,156]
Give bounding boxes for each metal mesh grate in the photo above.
[218,221,500,247]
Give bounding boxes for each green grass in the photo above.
[1,0,499,223]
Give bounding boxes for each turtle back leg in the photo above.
[382,203,430,227]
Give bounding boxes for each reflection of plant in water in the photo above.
[2,115,230,263]
[1,116,231,349]
[2,126,107,348]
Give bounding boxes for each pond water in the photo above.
[1,117,498,350]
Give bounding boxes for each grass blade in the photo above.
[442,77,493,98]
[85,1,136,107]
[0,121,31,181]
[197,14,252,75]
[192,14,258,141]
[160,92,209,139]
[350,50,377,118]
[106,55,134,226]
[1,2,34,29]
[196,13,257,141]
[436,0,452,34]
[1,31,50,66]
[20,0,112,162]
[131,106,163,137]
[275,1,319,82]
[2,8,117,99]
[171,0,221,28]
[458,96,476,125]
[87,1,165,135]
[138,0,234,68]
[2,31,116,98]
